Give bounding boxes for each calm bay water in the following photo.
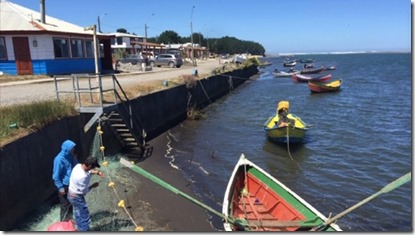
[164,53,412,232]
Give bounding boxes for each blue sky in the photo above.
[10,0,411,55]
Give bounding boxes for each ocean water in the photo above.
[164,53,412,232]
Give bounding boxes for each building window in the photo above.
[0,37,6,60]
[70,38,85,58]
[86,40,94,58]
[116,37,123,45]
[53,38,70,58]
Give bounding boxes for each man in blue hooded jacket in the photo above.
[52,139,79,221]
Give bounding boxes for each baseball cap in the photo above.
[85,157,101,168]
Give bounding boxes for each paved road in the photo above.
[0,59,222,107]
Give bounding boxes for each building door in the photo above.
[100,38,113,71]
[12,37,33,75]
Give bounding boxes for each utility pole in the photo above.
[190,6,196,66]
[97,16,101,33]
[144,24,149,43]
[144,13,154,41]
[97,13,107,33]
[144,13,154,54]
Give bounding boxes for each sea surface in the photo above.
[162,53,412,232]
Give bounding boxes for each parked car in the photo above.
[118,54,143,65]
[149,53,183,68]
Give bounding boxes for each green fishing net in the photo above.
[13,130,170,232]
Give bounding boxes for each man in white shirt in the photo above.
[67,157,104,231]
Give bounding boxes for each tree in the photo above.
[158,30,181,44]
[116,28,128,33]
[149,31,266,55]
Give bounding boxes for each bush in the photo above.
[0,100,77,146]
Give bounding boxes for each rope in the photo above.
[286,125,293,160]
[228,76,234,91]
[285,124,302,170]
[197,79,212,104]
[96,121,143,231]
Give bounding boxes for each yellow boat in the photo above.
[263,101,308,144]
[308,79,342,93]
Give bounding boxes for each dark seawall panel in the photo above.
[0,65,258,230]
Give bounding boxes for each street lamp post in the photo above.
[144,13,155,43]
[190,6,196,66]
[97,13,107,33]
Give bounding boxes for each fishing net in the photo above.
[12,124,171,232]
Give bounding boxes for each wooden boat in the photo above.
[303,63,314,68]
[283,61,297,67]
[258,61,273,68]
[222,154,343,231]
[262,101,308,144]
[325,65,336,70]
[300,67,325,74]
[300,58,315,63]
[291,73,331,83]
[272,69,300,77]
[308,79,342,93]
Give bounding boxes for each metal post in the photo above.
[144,13,154,47]
[97,13,107,33]
[92,25,99,75]
[144,24,148,43]
[97,16,101,33]
[190,6,196,66]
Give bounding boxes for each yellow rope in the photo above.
[96,122,144,231]
[285,124,301,170]
[286,125,293,160]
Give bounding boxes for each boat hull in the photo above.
[263,113,307,144]
[273,71,300,77]
[291,73,331,83]
[222,154,342,231]
[283,61,297,67]
[308,79,342,93]
[300,67,324,74]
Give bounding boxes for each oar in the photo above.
[311,172,411,231]
[119,158,248,231]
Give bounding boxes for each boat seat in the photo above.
[247,219,302,229]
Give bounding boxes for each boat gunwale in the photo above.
[222,154,342,231]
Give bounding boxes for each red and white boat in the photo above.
[291,73,332,83]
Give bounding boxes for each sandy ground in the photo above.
[0,58,228,107]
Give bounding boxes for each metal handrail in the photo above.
[54,73,147,147]
[110,74,147,147]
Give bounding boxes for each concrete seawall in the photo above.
[0,65,258,230]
